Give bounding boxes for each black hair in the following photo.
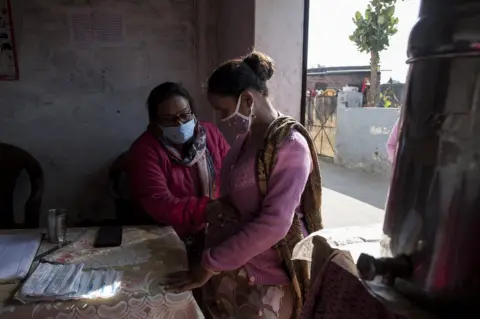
[207,51,275,98]
[147,82,195,121]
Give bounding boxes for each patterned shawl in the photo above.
[155,123,216,198]
[257,115,323,319]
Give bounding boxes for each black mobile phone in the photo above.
[93,225,123,248]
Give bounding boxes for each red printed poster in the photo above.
[0,0,18,80]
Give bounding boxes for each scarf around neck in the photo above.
[257,115,323,319]
[152,123,216,198]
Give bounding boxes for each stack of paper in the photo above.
[20,263,123,302]
[0,232,42,282]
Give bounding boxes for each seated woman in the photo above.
[127,82,230,260]
[168,52,323,319]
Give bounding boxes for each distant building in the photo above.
[307,66,381,91]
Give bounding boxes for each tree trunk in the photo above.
[369,51,379,107]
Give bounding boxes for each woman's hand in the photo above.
[165,265,216,293]
[205,197,239,227]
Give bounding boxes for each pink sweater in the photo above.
[386,118,400,163]
[202,129,312,285]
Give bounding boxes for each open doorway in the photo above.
[304,0,420,258]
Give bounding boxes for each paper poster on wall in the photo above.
[0,0,19,80]
[69,10,124,48]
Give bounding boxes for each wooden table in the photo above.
[0,226,204,318]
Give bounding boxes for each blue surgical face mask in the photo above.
[159,119,196,144]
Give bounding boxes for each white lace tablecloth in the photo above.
[0,226,204,319]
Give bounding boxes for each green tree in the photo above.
[349,0,399,106]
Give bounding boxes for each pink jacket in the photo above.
[386,118,400,163]
[127,122,229,237]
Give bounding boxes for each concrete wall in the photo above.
[216,0,255,64]
[335,106,400,175]
[194,0,221,122]
[0,0,216,224]
[307,72,370,91]
[254,0,305,121]
[215,0,255,142]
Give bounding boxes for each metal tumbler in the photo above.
[46,209,67,244]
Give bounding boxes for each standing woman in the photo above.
[169,52,323,319]
[128,82,231,264]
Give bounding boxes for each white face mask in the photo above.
[221,95,254,135]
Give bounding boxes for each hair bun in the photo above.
[243,51,275,82]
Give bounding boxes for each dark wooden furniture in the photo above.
[108,151,131,225]
[108,151,153,225]
[0,143,44,228]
